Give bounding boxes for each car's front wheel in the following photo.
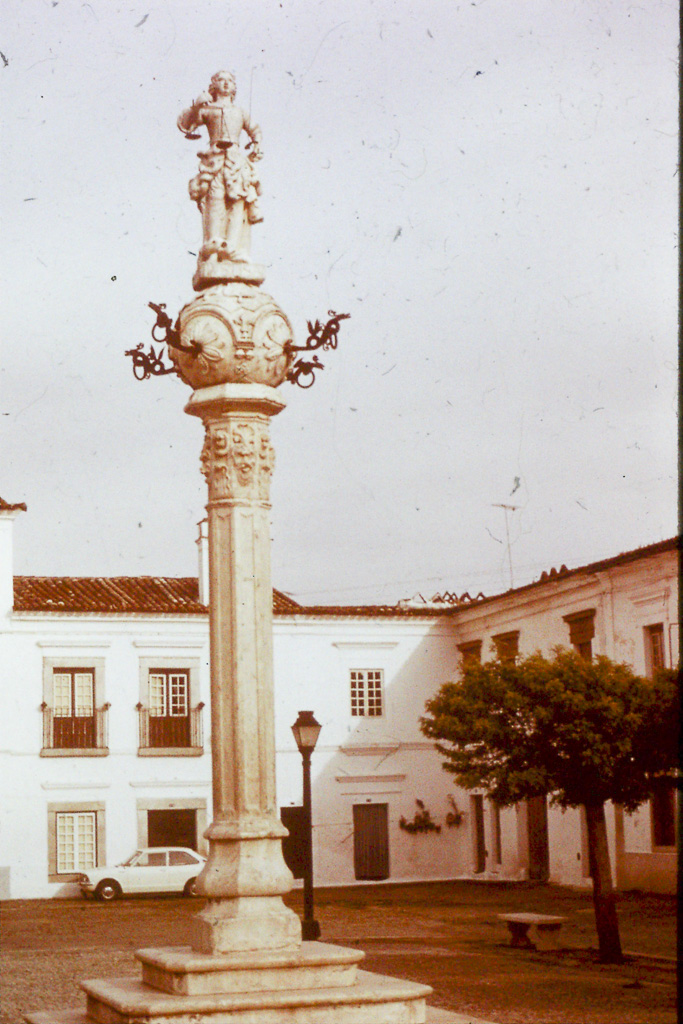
[184,877,199,897]
[95,879,121,902]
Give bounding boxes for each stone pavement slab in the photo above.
[427,1009,497,1024]
[26,1007,497,1024]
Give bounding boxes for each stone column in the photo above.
[185,383,301,955]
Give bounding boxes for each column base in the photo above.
[191,895,302,955]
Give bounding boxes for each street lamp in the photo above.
[291,710,322,941]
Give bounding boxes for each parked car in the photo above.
[78,846,205,900]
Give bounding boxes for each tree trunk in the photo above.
[584,802,623,963]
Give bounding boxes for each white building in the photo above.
[0,499,677,898]
[437,535,679,894]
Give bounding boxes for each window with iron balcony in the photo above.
[136,660,204,756]
[41,659,109,756]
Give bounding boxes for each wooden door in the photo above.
[353,803,390,880]
[527,795,549,881]
[471,794,486,873]
[148,809,197,850]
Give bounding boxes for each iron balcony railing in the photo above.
[136,703,204,750]
[41,703,110,750]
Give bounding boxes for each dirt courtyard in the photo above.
[1,880,677,1024]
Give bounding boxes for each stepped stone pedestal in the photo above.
[26,942,432,1023]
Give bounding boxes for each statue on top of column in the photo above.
[179,71,264,285]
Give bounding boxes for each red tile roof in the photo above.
[279,537,679,618]
[439,536,680,614]
[12,538,677,618]
[13,577,301,616]
[281,603,448,619]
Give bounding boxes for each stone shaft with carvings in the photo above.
[26,70,432,1024]
[186,382,301,955]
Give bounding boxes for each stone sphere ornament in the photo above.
[168,283,294,389]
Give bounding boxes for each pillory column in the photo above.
[174,71,300,953]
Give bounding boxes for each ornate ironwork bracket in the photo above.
[124,343,177,380]
[124,302,201,380]
[125,304,349,388]
[285,311,350,389]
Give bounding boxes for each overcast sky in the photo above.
[1,0,677,604]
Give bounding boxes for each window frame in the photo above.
[148,669,190,719]
[47,801,106,883]
[350,668,384,718]
[56,811,97,874]
[644,623,666,678]
[53,669,95,717]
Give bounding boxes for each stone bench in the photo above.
[498,912,567,951]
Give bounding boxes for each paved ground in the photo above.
[1,881,677,1024]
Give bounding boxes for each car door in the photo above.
[126,849,168,892]
[166,849,201,891]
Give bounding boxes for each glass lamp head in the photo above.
[291,710,322,754]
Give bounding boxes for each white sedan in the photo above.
[78,847,205,900]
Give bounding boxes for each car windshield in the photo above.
[119,851,143,867]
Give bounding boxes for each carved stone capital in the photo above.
[200,417,274,504]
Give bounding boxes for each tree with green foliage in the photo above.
[420,649,679,963]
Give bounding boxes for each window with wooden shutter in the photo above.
[644,624,666,678]
[563,610,595,660]
[492,631,519,661]
[457,640,482,666]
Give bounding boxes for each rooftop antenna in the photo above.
[492,503,519,589]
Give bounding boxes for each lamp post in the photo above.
[291,710,322,941]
